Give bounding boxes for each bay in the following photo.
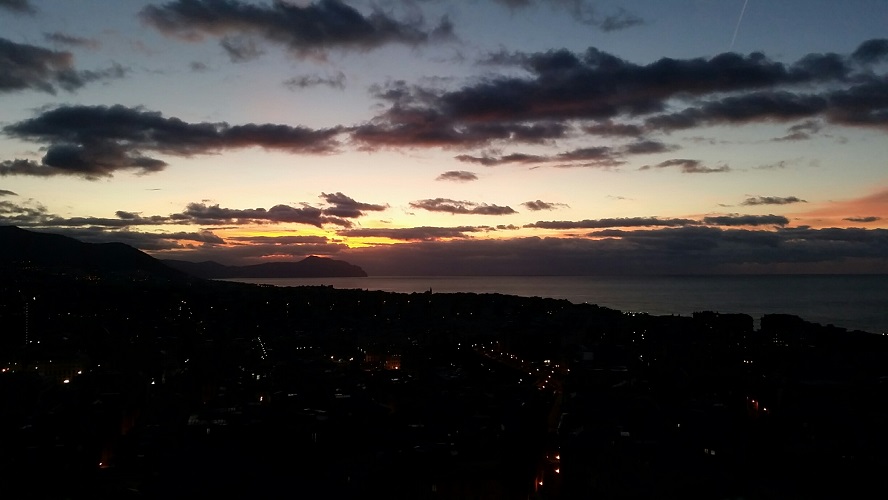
[223,275,888,334]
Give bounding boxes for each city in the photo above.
[3,254,887,498]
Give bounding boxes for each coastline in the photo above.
[222,274,888,335]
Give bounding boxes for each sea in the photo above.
[224,275,888,334]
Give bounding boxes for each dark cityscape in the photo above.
[3,227,888,499]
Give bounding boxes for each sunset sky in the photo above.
[1,0,887,275]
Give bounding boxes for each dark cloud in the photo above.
[190,61,209,71]
[436,170,478,182]
[844,216,882,223]
[43,32,100,49]
[454,146,623,169]
[642,159,730,174]
[150,230,225,244]
[825,78,888,128]
[454,152,546,166]
[226,234,329,245]
[647,74,888,133]
[521,200,568,211]
[219,35,264,62]
[741,196,807,206]
[0,189,18,196]
[0,0,33,14]
[140,0,451,58]
[0,199,49,226]
[622,140,674,155]
[0,193,385,230]
[527,217,698,230]
[338,226,482,241]
[646,91,829,132]
[773,119,823,141]
[351,114,568,149]
[0,38,124,94]
[284,71,346,90]
[702,214,789,226]
[174,202,350,227]
[359,39,888,163]
[409,198,516,215]
[583,121,644,137]
[0,159,64,177]
[851,38,888,64]
[338,226,887,276]
[319,192,387,218]
[3,104,341,178]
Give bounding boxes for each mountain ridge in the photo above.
[0,225,188,281]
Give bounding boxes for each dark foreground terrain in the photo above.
[2,261,888,499]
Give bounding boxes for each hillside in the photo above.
[0,226,188,281]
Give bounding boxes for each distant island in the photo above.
[163,256,368,279]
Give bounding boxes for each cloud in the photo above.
[219,35,264,62]
[226,234,329,245]
[140,0,452,58]
[646,91,830,132]
[642,159,730,174]
[773,119,823,141]
[0,0,34,14]
[190,61,209,71]
[844,216,882,223]
[337,226,888,276]
[454,152,547,166]
[173,202,350,227]
[598,8,644,32]
[521,200,568,211]
[409,198,517,215]
[583,121,644,137]
[0,188,18,196]
[0,159,67,177]
[436,170,478,182]
[742,196,807,206]
[358,39,888,163]
[0,37,125,94]
[338,225,483,241]
[2,104,341,178]
[454,146,626,169]
[622,140,675,155]
[0,191,388,232]
[284,71,346,90]
[318,191,387,218]
[43,32,100,49]
[491,1,642,31]
[527,217,699,229]
[851,38,888,64]
[351,113,568,149]
[702,214,789,226]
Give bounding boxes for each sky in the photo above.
[1,0,887,275]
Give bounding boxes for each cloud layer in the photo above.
[2,104,340,178]
[140,0,453,58]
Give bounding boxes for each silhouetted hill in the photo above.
[0,225,189,281]
[162,256,368,279]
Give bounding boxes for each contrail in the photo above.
[730,0,749,50]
